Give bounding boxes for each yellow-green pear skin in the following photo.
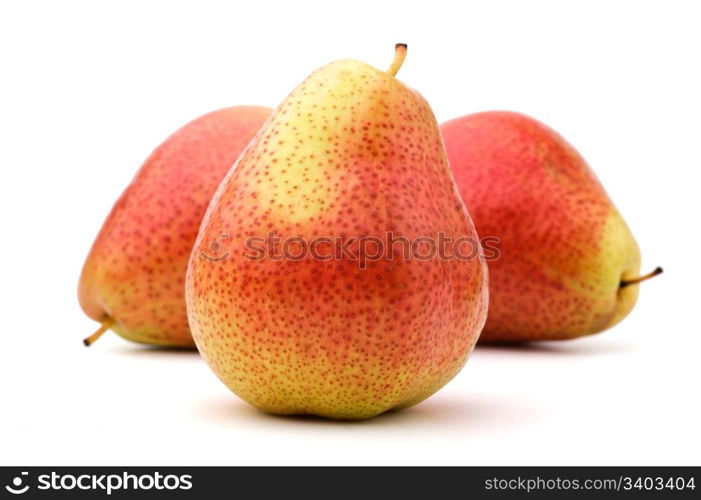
[442,111,660,342]
[186,46,489,419]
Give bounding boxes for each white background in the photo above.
[1,0,699,466]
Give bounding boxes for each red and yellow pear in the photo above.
[186,46,488,419]
[79,106,271,347]
[441,111,661,342]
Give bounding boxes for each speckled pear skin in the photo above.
[441,111,641,342]
[79,106,272,347]
[186,55,489,419]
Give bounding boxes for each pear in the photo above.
[441,111,661,342]
[186,45,488,419]
[79,106,271,347]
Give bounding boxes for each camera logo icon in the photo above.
[5,472,29,495]
[200,234,230,263]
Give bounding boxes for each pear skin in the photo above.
[79,106,271,347]
[186,46,488,419]
[441,111,660,342]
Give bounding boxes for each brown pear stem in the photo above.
[387,43,408,77]
[83,317,115,347]
[620,266,663,288]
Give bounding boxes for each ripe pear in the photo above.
[441,111,661,342]
[79,106,271,347]
[186,45,488,419]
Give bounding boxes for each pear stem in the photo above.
[83,317,115,347]
[620,266,663,288]
[387,43,408,77]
